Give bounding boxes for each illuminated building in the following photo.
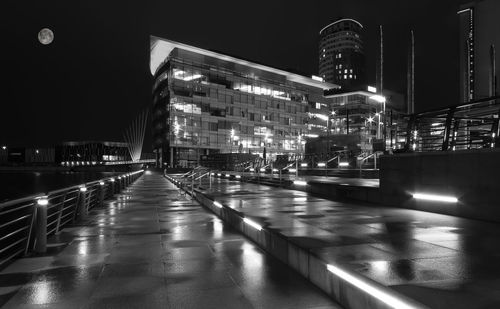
[458,0,500,102]
[150,36,338,168]
[319,18,365,88]
[324,86,405,152]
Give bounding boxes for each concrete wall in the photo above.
[380,148,500,222]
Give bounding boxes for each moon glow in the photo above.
[38,28,54,45]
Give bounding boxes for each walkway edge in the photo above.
[165,175,428,309]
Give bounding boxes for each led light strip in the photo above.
[326,264,417,309]
[293,180,307,186]
[243,218,262,231]
[213,201,223,208]
[413,193,458,203]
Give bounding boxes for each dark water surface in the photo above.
[0,171,118,203]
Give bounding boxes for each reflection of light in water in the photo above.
[78,241,88,255]
[32,280,52,304]
[240,242,264,286]
[371,261,388,273]
[213,220,223,238]
[293,197,307,202]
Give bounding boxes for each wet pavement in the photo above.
[195,177,500,309]
[0,172,341,309]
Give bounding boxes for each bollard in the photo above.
[34,197,48,253]
[98,181,105,206]
[78,187,88,220]
[110,178,116,195]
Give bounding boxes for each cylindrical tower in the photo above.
[319,18,365,89]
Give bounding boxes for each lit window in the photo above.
[344,75,347,79]
[339,64,342,69]
[350,69,353,73]
[316,103,321,109]
[349,74,352,78]
[344,69,348,73]
[339,53,342,58]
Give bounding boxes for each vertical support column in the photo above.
[34,197,48,253]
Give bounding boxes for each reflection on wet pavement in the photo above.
[200,177,500,309]
[0,172,341,309]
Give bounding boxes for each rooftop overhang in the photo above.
[325,90,387,103]
[325,90,374,98]
[150,36,339,90]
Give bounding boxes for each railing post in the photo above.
[109,178,115,196]
[374,153,377,170]
[77,187,88,220]
[99,181,106,206]
[34,197,48,253]
[209,171,212,189]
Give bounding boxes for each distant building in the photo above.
[150,36,338,168]
[319,18,365,88]
[458,0,500,102]
[57,141,130,164]
[324,86,405,152]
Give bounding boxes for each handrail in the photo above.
[327,155,339,163]
[358,151,379,164]
[0,169,145,267]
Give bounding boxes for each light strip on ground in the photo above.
[326,264,417,309]
[413,193,458,203]
[293,180,307,186]
[317,163,326,167]
[213,201,223,208]
[339,162,349,167]
[243,218,262,231]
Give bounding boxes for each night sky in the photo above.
[3,0,469,150]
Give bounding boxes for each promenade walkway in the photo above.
[0,172,341,309]
[186,177,500,309]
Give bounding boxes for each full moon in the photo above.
[38,28,54,45]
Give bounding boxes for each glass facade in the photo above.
[151,37,337,168]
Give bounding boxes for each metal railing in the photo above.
[0,170,144,267]
[396,96,500,152]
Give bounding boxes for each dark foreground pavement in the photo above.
[185,177,500,309]
[0,172,341,309]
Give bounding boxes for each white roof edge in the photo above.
[324,90,373,98]
[150,35,338,90]
[319,19,363,35]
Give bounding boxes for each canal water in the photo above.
[0,171,118,203]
